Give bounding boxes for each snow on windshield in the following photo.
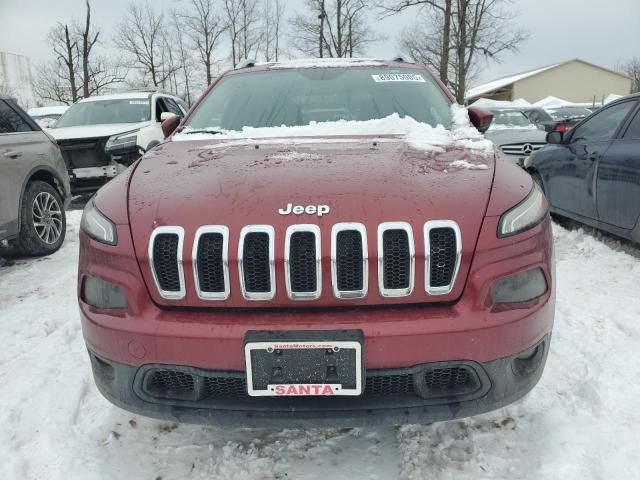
[175,105,494,153]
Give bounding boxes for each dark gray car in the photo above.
[0,96,71,255]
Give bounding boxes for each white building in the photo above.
[0,51,36,109]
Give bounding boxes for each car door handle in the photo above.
[3,151,22,159]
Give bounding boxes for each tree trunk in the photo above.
[440,0,452,85]
[319,0,325,58]
[456,0,467,104]
[64,26,78,102]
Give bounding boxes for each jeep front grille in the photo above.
[193,226,229,300]
[285,225,321,300]
[378,222,414,297]
[148,221,461,302]
[149,226,185,299]
[424,221,462,295]
[332,223,368,299]
[239,226,275,300]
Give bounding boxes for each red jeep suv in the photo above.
[78,58,554,427]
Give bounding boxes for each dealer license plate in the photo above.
[244,331,363,397]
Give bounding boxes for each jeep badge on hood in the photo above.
[278,203,331,216]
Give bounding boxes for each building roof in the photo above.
[466,59,631,100]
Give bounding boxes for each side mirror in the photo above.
[467,106,493,134]
[546,131,564,144]
[161,115,181,138]
[160,111,177,122]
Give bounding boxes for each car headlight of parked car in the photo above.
[498,183,548,237]
[81,198,117,245]
[105,130,139,153]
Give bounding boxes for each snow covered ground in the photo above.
[1,212,639,479]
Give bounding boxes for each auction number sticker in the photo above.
[372,73,425,82]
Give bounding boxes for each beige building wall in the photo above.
[513,60,631,104]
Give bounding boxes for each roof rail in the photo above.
[236,59,257,70]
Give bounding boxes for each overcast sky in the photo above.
[1,0,639,85]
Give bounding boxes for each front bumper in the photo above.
[89,334,549,428]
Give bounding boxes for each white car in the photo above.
[49,91,187,193]
[27,105,69,128]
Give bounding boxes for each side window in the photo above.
[164,97,183,116]
[622,107,640,140]
[571,101,635,143]
[0,100,33,134]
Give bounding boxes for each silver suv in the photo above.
[0,96,71,256]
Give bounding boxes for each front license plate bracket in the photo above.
[244,330,364,397]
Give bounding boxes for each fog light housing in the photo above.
[491,268,547,304]
[82,276,127,309]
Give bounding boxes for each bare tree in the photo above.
[224,0,263,67]
[378,0,452,84]
[291,0,380,58]
[263,0,285,62]
[115,2,177,87]
[383,0,527,103]
[78,0,100,98]
[180,0,227,85]
[49,23,80,103]
[617,58,640,93]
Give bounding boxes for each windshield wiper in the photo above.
[182,128,225,135]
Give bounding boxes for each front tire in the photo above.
[12,181,66,256]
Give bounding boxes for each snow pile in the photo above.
[470,98,532,109]
[3,214,640,478]
[604,93,624,104]
[176,105,494,154]
[533,96,580,108]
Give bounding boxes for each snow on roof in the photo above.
[466,63,560,99]
[27,105,69,116]
[78,92,151,103]
[254,58,388,69]
[470,98,532,109]
[604,94,624,104]
[532,96,579,108]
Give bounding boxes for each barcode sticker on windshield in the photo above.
[372,73,425,83]
[129,100,148,105]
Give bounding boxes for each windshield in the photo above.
[490,110,533,128]
[547,106,592,121]
[55,99,151,127]
[186,68,453,131]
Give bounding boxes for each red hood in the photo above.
[129,136,496,307]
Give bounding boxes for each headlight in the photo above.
[105,130,139,152]
[491,268,547,303]
[81,199,117,245]
[81,276,126,309]
[498,183,548,237]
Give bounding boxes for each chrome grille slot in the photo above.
[149,226,185,299]
[239,226,275,300]
[424,220,462,295]
[193,226,229,300]
[332,223,368,299]
[285,225,321,300]
[378,222,414,297]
